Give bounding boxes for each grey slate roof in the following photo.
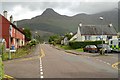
[80,25,117,35]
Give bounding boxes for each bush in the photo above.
[27,39,37,47]
[0,56,4,79]
[69,40,105,49]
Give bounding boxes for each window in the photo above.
[85,36,91,40]
[107,36,112,39]
[88,36,91,40]
[85,36,87,40]
[111,41,113,44]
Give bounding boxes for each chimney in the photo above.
[3,11,7,19]
[13,21,17,27]
[10,15,13,23]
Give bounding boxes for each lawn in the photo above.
[59,45,72,50]
[75,48,84,52]
[58,45,84,52]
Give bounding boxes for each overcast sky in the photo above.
[0,0,119,21]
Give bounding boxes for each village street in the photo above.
[3,44,119,79]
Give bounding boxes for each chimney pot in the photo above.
[3,10,7,19]
[10,15,13,23]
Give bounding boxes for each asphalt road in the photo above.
[3,44,118,79]
[4,45,40,78]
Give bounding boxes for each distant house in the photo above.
[0,11,25,50]
[70,24,117,43]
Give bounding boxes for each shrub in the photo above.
[0,57,4,79]
[27,39,37,47]
[69,40,105,49]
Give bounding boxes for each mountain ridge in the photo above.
[17,8,118,40]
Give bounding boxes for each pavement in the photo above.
[3,44,119,79]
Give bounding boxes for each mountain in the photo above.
[17,8,118,40]
[118,1,120,32]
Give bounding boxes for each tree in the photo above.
[49,34,61,45]
[23,28,32,41]
[36,34,44,43]
[64,33,73,40]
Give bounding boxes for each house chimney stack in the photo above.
[10,15,13,23]
[3,11,7,19]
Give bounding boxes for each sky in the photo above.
[0,0,119,21]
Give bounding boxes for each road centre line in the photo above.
[107,63,111,65]
[40,68,43,72]
[40,48,45,58]
[41,72,43,75]
[39,47,45,79]
[41,76,44,78]
[40,65,42,67]
[40,66,43,69]
[39,57,44,78]
[103,61,107,64]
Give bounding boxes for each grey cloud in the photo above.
[1,2,118,15]
[69,2,118,14]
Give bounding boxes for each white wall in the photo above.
[81,35,117,43]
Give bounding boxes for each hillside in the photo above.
[17,8,118,40]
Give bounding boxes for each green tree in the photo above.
[64,33,73,40]
[0,56,4,79]
[23,28,32,41]
[49,34,61,45]
[36,34,44,43]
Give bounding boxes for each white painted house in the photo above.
[70,24,117,43]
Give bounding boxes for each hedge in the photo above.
[0,56,4,79]
[69,40,105,49]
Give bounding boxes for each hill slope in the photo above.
[17,8,118,39]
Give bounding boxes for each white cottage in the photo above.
[70,24,117,43]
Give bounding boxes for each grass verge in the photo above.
[57,45,84,52]
[75,48,84,52]
[2,45,35,61]
[58,45,72,50]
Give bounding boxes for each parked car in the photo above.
[97,44,112,53]
[83,45,98,53]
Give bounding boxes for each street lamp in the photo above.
[35,31,37,34]
[79,22,82,27]
[8,25,12,59]
[109,23,113,27]
[35,31,38,40]
[99,16,104,54]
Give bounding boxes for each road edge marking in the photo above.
[4,75,14,79]
[112,62,120,70]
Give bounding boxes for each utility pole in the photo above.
[99,16,104,55]
[8,25,12,59]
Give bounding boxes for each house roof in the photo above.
[0,14,24,34]
[80,25,117,35]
